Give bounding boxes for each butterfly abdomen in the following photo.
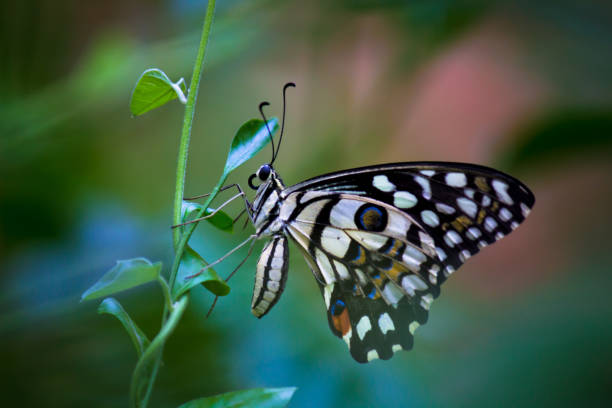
[251,236,289,318]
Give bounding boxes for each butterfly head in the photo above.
[248,164,274,190]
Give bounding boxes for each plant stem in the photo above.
[135,1,217,407]
[157,276,174,312]
[130,296,189,408]
[172,0,217,250]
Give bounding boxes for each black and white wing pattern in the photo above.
[279,162,534,363]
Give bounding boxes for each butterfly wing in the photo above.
[283,162,534,279]
[279,162,534,362]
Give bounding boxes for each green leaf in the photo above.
[182,201,233,232]
[130,68,187,116]
[98,298,150,357]
[223,118,279,177]
[81,258,162,301]
[172,246,230,299]
[177,387,297,408]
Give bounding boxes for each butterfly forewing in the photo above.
[275,162,534,362]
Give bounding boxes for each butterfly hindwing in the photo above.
[283,195,441,362]
[321,281,428,363]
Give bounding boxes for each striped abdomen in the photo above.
[251,236,289,318]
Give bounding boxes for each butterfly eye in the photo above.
[257,164,271,181]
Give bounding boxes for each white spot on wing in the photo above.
[402,246,426,272]
[436,203,455,214]
[401,274,427,296]
[444,230,463,247]
[329,199,361,229]
[429,264,440,284]
[418,231,436,255]
[409,321,420,334]
[435,247,447,262]
[420,210,440,227]
[392,344,403,352]
[367,349,380,362]
[457,197,478,218]
[420,293,434,310]
[320,227,351,258]
[382,283,404,305]
[315,249,336,284]
[420,170,435,176]
[378,312,395,335]
[333,260,351,280]
[324,284,333,308]
[385,210,413,240]
[279,194,298,222]
[394,191,418,208]
[445,172,467,187]
[342,329,352,346]
[356,316,372,340]
[373,175,396,192]
[345,230,387,251]
[520,202,531,217]
[492,179,513,205]
[414,176,432,200]
[499,207,513,222]
[484,217,498,232]
[466,227,482,240]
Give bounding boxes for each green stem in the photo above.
[157,275,173,312]
[130,296,189,408]
[173,0,217,250]
[135,1,217,407]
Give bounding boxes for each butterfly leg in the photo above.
[173,185,254,228]
[183,183,243,200]
[205,237,259,318]
[186,234,258,279]
[185,183,253,220]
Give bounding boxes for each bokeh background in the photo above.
[2,0,611,406]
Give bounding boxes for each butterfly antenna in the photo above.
[258,101,275,162]
[271,82,296,164]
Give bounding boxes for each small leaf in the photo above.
[182,201,233,232]
[81,258,162,301]
[177,387,297,408]
[98,298,150,357]
[130,68,187,116]
[223,118,279,177]
[172,246,230,299]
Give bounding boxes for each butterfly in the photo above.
[207,83,535,363]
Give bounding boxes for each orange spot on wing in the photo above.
[332,308,351,336]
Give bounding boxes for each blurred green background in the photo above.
[2,0,611,406]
